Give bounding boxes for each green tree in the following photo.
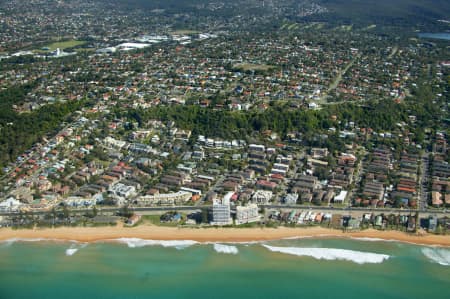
[201,208,209,223]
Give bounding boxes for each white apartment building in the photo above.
[211,192,232,225]
[235,204,260,225]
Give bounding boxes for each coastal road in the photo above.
[1,204,448,217]
[0,205,207,217]
[418,152,430,211]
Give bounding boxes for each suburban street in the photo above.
[418,152,430,211]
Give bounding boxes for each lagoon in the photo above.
[418,33,450,41]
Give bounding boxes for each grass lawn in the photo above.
[287,23,299,30]
[233,63,275,72]
[364,24,377,30]
[141,214,185,227]
[339,25,353,31]
[76,48,96,53]
[281,23,300,31]
[314,23,325,29]
[170,29,199,35]
[35,40,87,53]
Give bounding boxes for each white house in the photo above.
[251,190,273,205]
[334,190,347,204]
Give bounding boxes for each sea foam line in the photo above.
[114,238,198,249]
[422,248,450,266]
[213,244,239,255]
[349,237,399,243]
[263,245,390,264]
[281,234,334,241]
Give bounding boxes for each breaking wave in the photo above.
[263,245,390,264]
[65,243,87,256]
[65,248,78,256]
[422,248,450,266]
[114,238,198,249]
[213,244,239,255]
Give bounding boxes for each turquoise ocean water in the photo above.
[1,237,449,299]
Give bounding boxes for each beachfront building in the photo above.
[126,214,141,226]
[334,190,347,204]
[283,193,299,205]
[137,191,191,206]
[65,196,97,207]
[235,204,260,225]
[211,192,232,225]
[0,197,23,212]
[109,183,137,200]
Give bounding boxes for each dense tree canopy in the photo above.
[0,86,84,167]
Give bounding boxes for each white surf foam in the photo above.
[213,244,239,254]
[282,234,334,240]
[65,243,87,256]
[263,245,390,264]
[65,248,79,256]
[0,238,20,246]
[115,238,198,249]
[350,237,391,242]
[204,240,260,245]
[350,237,405,244]
[422,248,450,266]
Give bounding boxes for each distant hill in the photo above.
[313,0,450,26]
[107,0,450,30]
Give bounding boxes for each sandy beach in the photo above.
[1,225,449,246]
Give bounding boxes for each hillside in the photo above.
[108,0,450,30]
[312,0,450,27]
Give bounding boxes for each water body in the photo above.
[418,33,450,41]
[1,238,449,299]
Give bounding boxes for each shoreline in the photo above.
[1,225,450,247]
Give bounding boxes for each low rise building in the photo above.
[252,190,273,204]
[249,144,265,152]
[283,193,299,205]
[235,204,260,225]
[126,214,141,226]
[109,183,137,199]
[432,191,443,207]
[0,197,23,212]
[256,180,277,191]
[65,196,97,207]
[137,191,191,206]
[334,190,347,204]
